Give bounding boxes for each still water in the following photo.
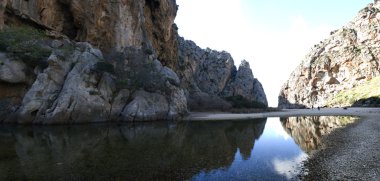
[0,116,355,180]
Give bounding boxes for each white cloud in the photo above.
[264,118,291,140]
[248,16,333,106]
[272,152,308,179]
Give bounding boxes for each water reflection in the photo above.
[0,120,266,180]
[0,116,357,180]
[280,116,356,153]
[192,118,307,180]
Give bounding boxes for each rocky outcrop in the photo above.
[0,0,267,123]
[279,1,380,108]
[222,60,268,106]
[2,0,178,67]
[1,40,186,124]
[177,37,268,110]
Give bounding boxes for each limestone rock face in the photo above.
[222,60,268,106]
[177,37,267,110]
[3,0,178,67]
[14,42,113,124]
[0,0,6,30]
[0,53,27,83]
[279,1,380,108]
[0,0,267,123]
[0,41,186,124]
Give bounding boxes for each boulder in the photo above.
[0,53,27,83]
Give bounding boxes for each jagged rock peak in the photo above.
[240,60,250,68]
[279,1,380,108]
[177,36,268,110]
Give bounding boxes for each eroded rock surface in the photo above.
[177,37,267,110]
[0,0,267,123]
[2,0,178,67]
[279,1,380,108]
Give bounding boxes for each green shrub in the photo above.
[0,26,46,51]
[0,26,51,66]
[327,76,380,107]
[224,95,267,109]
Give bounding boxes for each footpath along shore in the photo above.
[186,108,380,180]
[185,107,380,121]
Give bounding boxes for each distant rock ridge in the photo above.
[279,0,380,108]
[0,0,267,124]
[177,37,267,111]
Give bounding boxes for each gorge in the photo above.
[0,0,267,124]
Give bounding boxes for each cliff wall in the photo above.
[0,0,267,123]
[279,1,380,108]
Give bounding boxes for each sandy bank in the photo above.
[185,108,380,121]
[301,115,380,180]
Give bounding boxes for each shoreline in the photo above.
[301,114,380,180]
[185,108,380,121]
[186,108,380,180]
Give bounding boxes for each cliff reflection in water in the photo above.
[280,116,356,153]
[0,119,266,180]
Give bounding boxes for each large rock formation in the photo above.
[279,1,380,108]
[2,0,178,67]
[0,0,267,123]
[0,40,186,123]
[177,37,267,111]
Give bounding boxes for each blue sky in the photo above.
[175,0,373,106]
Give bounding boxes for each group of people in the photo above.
[311,105,320,110]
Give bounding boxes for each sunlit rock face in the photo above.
[281,116,356,153]
[0,120,266,180]
[177,37,268,110]
[279,1,380,108]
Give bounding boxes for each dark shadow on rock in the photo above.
[278,96,307,109]
[352,96,380,107]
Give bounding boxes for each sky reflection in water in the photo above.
[192,118,307,181]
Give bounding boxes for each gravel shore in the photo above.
[301,115,380,180]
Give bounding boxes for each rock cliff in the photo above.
[177,37,267,111]
[2,0,178,67]
[279,1,380,108]
[0,0,267,123]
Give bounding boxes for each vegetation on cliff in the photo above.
[0,26,51,65]
[327,76,380,107]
